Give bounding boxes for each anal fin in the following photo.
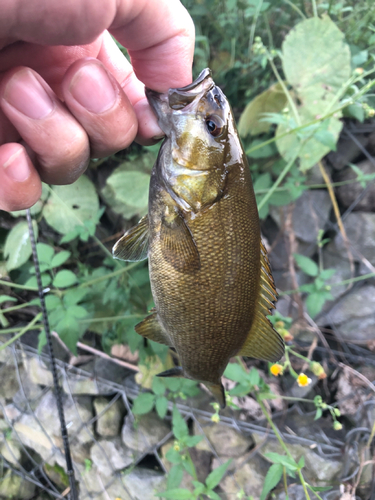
[135,312,171,346]
[239,240,284,362]
[113,215,149,261]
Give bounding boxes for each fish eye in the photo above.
[206,116,224,137]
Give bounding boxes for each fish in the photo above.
[113,68,284,408]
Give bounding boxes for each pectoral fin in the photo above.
[239,240,284,362]
[157,367,183,377]
[112,215,149,261]
[160,211,200,273]
[135,312,171,346]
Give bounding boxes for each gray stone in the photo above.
[317,285,375,341]
[3,404,22,423]
[213,453,268,500]
[94,396,125,437]
[22,355,53,387]
[123,467,166,500]
[0,437,23,467]
[270,190,331,244]
[336,159,375,212]
[194,420,253,457]
[321,241,353,301]
[90,437,134,476]
[14,413,58,463]
[328,133,368,170]
[122,412,170,455]
[34,392,94,445]
[0,359,22,400]
[0,470,36,499]
[274,484,320,499]
[13,374,44,412]
[335,212,375,265]
[253,434,342,485]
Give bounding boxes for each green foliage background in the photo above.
[1,1,375,498]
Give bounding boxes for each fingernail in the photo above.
[4,69,54,119]
[70,63,116,113]
[3,146,30,182]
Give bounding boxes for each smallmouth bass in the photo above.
[113,69,284,408]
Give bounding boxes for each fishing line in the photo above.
[26,209,78,500]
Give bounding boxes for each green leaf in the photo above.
[152,376,166,396]
[155,488,192,499]
[319,268,336,280]
[167,464,184,490]
[253,173,271,192]
[43,176,99,235]
[246,139,277,159]
[53,270,77,288]
[297,456,305,468]
[36,243,55,266]
[248,367,260,387]
[260,463,283,500]
[165,448,182,464]
[45,295,62,311]
[63,288,88,307]
[205,459,232,490]
[172,406,188,440]
[314,407,323,420]
[313,129,337,151]
[24,274,51,288]
[238,83,287,136]
[51,251,71,268]
[132,392,155,415]
[182,456,197,477]
[0,295,17,304]
[344,103,365,122]
[69,305,88,319]
[106,170,150,208]
[55,315,81,354]
[224,363,246,383]
[4,221,38,272]
[155,396,169,419]
[207,491,222,500]
[305,292,327,318]
[293,254,318,277]
[310,486,333,492]
[184,435,203,448]
[264,452,298,470]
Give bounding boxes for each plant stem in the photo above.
[311,0,318,17]
[257,147,302,210]
[78,261,140,289]
[0,279,38,292]
[280,272,375,296]
[0,313,42,349]
[0,301,35,314]
[79,314,144,324]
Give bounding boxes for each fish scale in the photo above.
[113,68,284,408]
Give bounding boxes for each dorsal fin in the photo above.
[112,215,149,261]
[239,240,284,362]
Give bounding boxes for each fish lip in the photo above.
[173,68,212,93]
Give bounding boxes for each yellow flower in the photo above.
[297,373,311,387]
[270,364,283,376]
[211,414,220,423]
[173,441,180,452]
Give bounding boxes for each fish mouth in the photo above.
[145,68,215,118]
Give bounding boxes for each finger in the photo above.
[61,57,138,157]
[0,143,41,211]
[0,67,90,185]
[97,31,163,144]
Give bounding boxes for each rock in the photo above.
[0,470,36,499]
[274,484,320,499]
[123,467,165,500]
[93,396,125,437]
[194,420,253,457]
[334,212,375,265]
[3,404,22,423]
[34,392,94,446]
[336,159,375,212]
[90,437,134,476]
[269,190,331,245]
[317,285,375,341]
[321,241,353,301]
[0,359,23,400]
[13,374,44,412]
[253,434,342,485]
[213,453,268,500]
[328,133,368,170]
[122,412,170,456]
[43,463,70,490]
[189,447,212,483]
[22,354,53,387]
[0,437,23,467]
[62,357,129,395]
[14,413,57,463]
[336,368,367,419]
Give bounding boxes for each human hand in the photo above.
[0,0,194,211]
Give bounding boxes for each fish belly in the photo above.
[149,167,260,384]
